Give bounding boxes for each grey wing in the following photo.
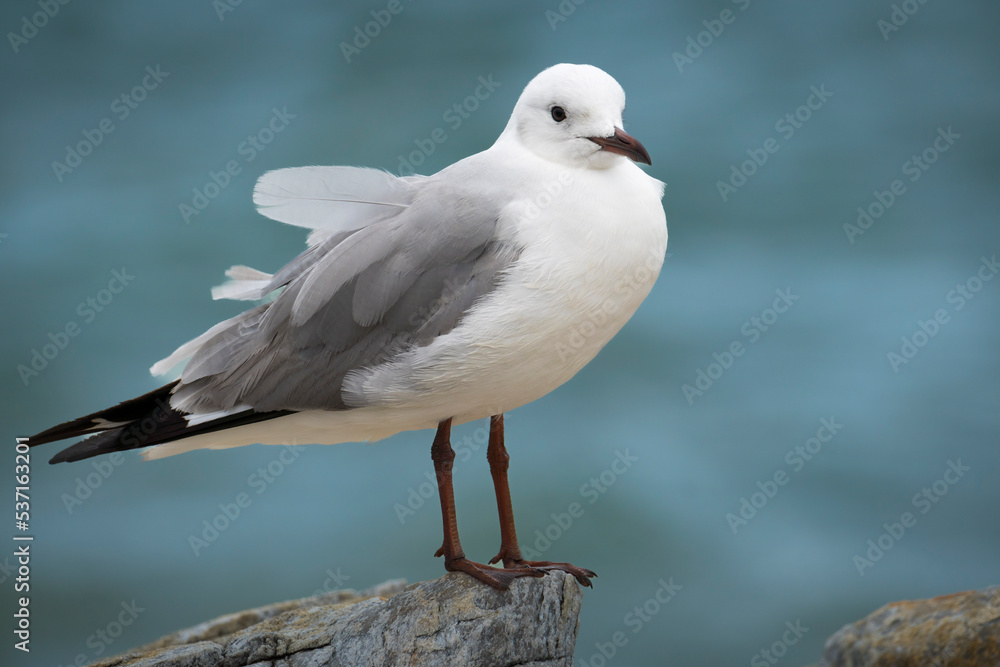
[170,189,521,413]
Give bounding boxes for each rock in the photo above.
[819,586,1000,666]
[92,572,583,667]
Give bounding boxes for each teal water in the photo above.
[2,2,999,665]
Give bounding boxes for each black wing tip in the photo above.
[46,428,128,464]
[42,407,297,465]
[50,449,98,464]
[25,381,180,450]
[49,450,74,464]
[24,422,90,448]
[28,379,297,465]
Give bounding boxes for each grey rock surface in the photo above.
[92,572,583,667]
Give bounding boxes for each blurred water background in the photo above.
[2,2,999,665]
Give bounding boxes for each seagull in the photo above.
[26,63,667,590]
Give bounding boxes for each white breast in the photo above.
[347,158,668,424]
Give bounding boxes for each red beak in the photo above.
[588,127,652,165]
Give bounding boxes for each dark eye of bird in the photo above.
[550,106,567,122]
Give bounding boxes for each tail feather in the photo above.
[48,428,129,464]
[26,382,179,446]
[26,382,294,464]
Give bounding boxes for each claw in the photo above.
[488,548,510,566]
[502,559,597,588]
[443,556,546,590]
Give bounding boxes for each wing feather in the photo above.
[252,166,420,239]
[168,182,521,415]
